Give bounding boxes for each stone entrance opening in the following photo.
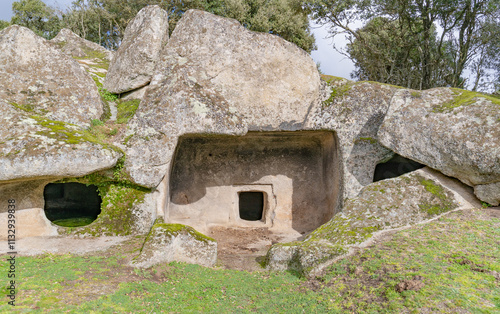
[239,192,264,221]
[167,131,341,235]
[373,154,425,182]
[43,183,101,227]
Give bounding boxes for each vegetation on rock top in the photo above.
[433,88,500,113]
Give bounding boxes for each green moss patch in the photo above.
[88,184,148,235]
[433,88,500,113]
[91,75,103,88]
[9,101,35,112]
[116,99,141,124]
[322,81,353,107]
[72,46,110,70]
[55,179,151,236]
[354,137,378,145]
[98,87,118,102]
[320,74,348,83]
[144,218,216,245]
[31,116,123,159]
[417,175,455,215]
[52,217,96,227]
[32,116,99,145]
[267,172,459,274]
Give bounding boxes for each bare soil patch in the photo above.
[208,227,302,271]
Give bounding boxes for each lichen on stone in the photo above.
[146,218,215,244]
[432,88,500,113]
[265,169,460,274]
[321,76,353,107]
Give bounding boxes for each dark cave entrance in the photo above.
[239,192,265,221]
[43,183,102,227]
[373,154,425,182]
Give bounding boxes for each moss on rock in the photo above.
[56,177,151,236]
[131,218,217,268]
[265,169,460,274]
[146,218,215,244]
[432,88,500,113]
[116,99,141,124]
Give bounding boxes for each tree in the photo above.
[11,0,61,39]
[468,18,500,91]
[60,0,315,52]
[61,0,119,49]
[346,17,460,89]
[0,20,10,31]
[309,0,500,90]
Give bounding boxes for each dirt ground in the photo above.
[207,227,303,271]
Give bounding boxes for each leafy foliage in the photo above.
[347,17,455,89]
[10,0,60,39]
[61,0,315,52]
[98,87,118,102]
[309,0,500,91]
[0,20,10,31]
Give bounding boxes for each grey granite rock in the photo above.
[104,5,169,94]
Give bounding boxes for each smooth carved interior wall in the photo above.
[168,131,342,234]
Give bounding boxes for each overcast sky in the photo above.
[0,0,355,79]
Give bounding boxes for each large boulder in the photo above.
[0,100,121,182]
[265,168,470,274]
[0,26,121,182]
[305,77,397,199]
[50,28,113,88]
[123,9,321,188]
[104,5,169,94]
[473,182,500,206]
[378,88,500,205]
[0,25,104,127]
[131,219,217,268]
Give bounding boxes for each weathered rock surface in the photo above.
[378,88,500,204]
[0,180,48,210]
[474,182,500,206]
[50,28,113,62]
[265,168,465,273]
[62,184,156,236]
[104,5,169,94]
[132,220,217,268]
[123,9,321,188]
[0,208,58,240]
[0,26,121,183]
[0,100,121,182]
[0,25,104,127]
[305,77,397,199]
[0,180,59,239]
[50,28,113,87]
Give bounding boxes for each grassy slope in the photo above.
[1,208,499,313]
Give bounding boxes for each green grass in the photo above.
[51,217,96,227]
[98,88,118,102]
[0,209,498,312]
